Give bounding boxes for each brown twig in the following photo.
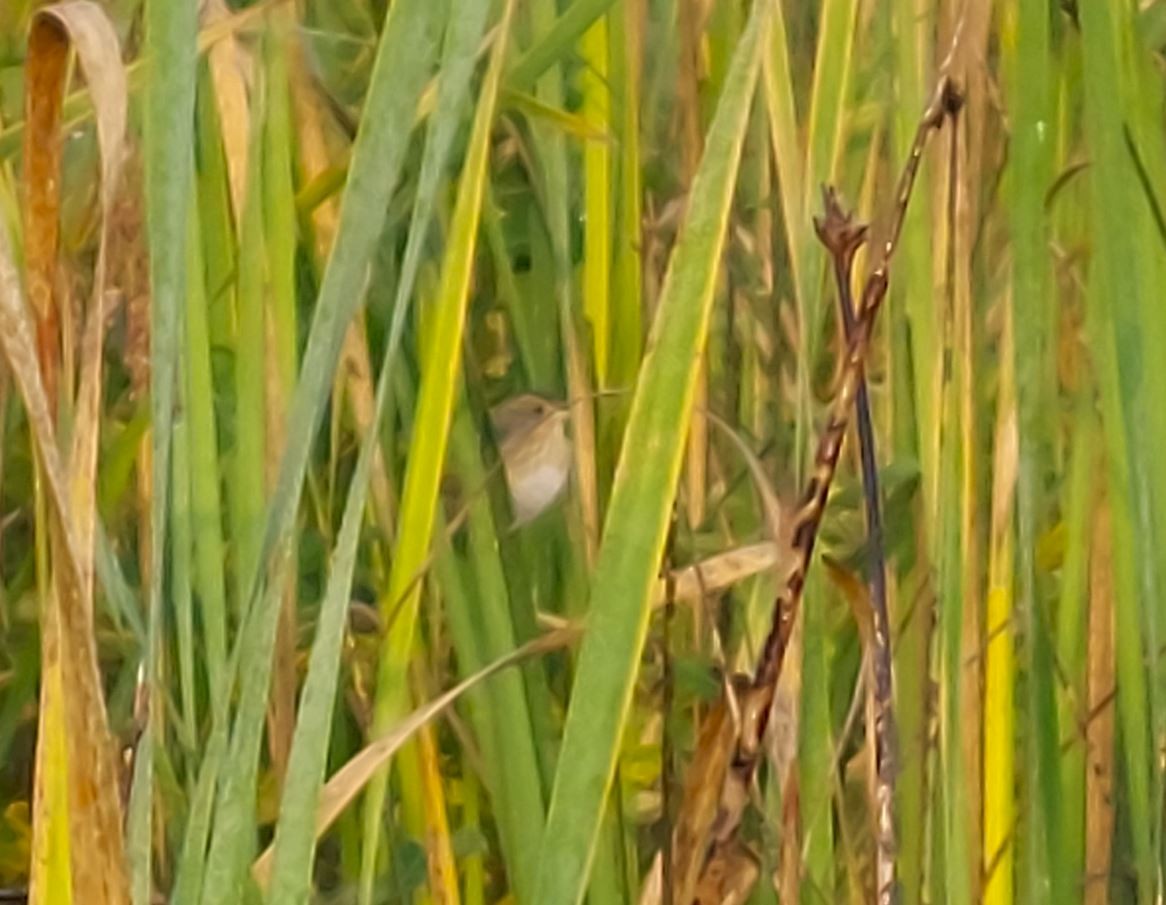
[667,73,964,905]
[814,184,899,905]
[753,75,963,701]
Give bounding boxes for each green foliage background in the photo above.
[0,0,1163,903]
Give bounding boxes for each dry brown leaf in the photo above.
[22,11,67,405]
[659,410,793,607]
[5,214,128,905]
[19,4,129,903]
[666,541,787,604]
[49,0,128,594]
[1085,495,1115,905]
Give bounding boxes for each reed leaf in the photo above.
[194,1,440,900]
[357,3,513,897]
[532,4,769,901]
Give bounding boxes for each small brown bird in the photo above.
[489,393,572,525]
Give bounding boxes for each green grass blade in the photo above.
[1054,396,1095,893]
[531,3,769,901]
[231,101,268,615]
[196,1,441,900]
[183,185,228,711]
[248,0,436,612]
[441,404,547,901]
[194,60,238,350]
[170,406,196,749]
[885,4,935,898]
[1078,0,1157,896]
[263,18,298,396]
[580,13,611,385]
[506,0,619,93]
[171,727,228,905]
[799,575,835,900]
[599,0,644,497]
[799,0,858,370]
[135,0,198,898]
[263,385,376,905]
[937,310,970,905]
[264,3,491,900]
[760,0,804,310]
[358,3,513,897]
[1007,2,1066,900]
[608,0,643,408]
[1122,9,1166,861]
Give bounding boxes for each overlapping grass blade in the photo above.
[526,0,603,562]
[532,4,770,901]
[438,403,547,900]
[1121,7,1166,866]
[261,375,375,905]
[230,72,268,652]
[253,626,577,890]
[1054,394,1096,896]
[507,0,619,93]
[607,0,643,440]
[194,1,440,900]
[580,14,611,385]
[357,3,513,898]
[1006,1,1069,900]
[761,0,804,309]
[263,4,493,901]
[1078,0,1160,897]
[800,0,858,368]
[135,0,198,899]
[182,184,228,714]
[244,0,436,621]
